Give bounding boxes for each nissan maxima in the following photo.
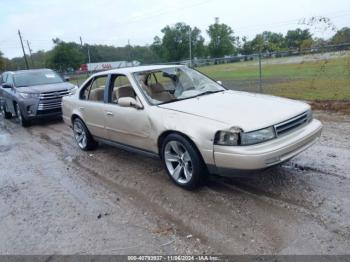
[62,65,322,189]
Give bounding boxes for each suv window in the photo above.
[81,75,108,102]
[1,73,8,84]
[110,75,136,104]
[6,74,14,85]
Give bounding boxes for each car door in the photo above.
[77,75,109,139]
[0,73,7,107]
[1,73,16,114]
[104,74,153,151]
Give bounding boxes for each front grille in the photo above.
[36,108,62,115]
[38,89,70,111]
[274,111,309,136]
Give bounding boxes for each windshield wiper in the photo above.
[158,90,224,105]
[195,90,224,97]
[158,98,184,105]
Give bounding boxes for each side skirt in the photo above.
[93,136,160,160]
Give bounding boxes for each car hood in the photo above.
[158,90,310,132]
[16,82,75,94]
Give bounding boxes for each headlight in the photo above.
[241,126,276,145]
[307,109,313,122]
[214,127,241,146]
[68,86,78,95]
[17,92,39,99]
[214,126,276,146]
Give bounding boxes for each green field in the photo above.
[71,53,350,101]
[198,53,350,101]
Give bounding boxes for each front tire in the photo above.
[1,104,12,119]
[161,133,206,189]
[72,118,97,151]
[15,103,30,127]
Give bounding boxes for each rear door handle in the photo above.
[106,111,114,116]
[79,107,84,110]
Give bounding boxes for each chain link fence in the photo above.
[69,43,350,101]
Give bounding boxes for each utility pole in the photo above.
[128,39,132,61]
[80,36,91,75]
[26,40,34,68]
[189,28,192,67]
[258,52,262,93]
[18,30,29,69]
[79,36,90,62]
[87,47,91,64]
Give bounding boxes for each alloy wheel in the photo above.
[73,121,87,149]
[164,141,193,184]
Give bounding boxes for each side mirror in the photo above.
[2,83,12,89]
[118,97,143,110]
[217,80,223,85]
[64,76,70,82]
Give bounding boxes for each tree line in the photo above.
[1,21,350,72]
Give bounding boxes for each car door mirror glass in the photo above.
[63,76,70,82]
[118,97,143,109]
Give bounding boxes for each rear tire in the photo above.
[72,118,97,151]
[1,104,12,119]
[161,133,206,189]
[15,103,30,127]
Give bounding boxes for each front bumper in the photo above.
[17,99,63,120]
[210,119,322,174]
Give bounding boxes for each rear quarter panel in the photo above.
[62,95,79,126]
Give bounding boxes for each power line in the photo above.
[2,7,349,59]
[2,8,349,46]
[235,11,350,33]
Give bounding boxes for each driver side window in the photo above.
[6,74,14,85]
[1,73,8,85]
[109,75,136,104]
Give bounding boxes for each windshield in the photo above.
[134,66,225,105]
[14,70,64,87]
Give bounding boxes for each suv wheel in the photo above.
[15,103,30,127]
[161,134,206,189]
[73,118,97,150]
[1,104,12,119]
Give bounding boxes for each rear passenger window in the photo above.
[81,75,108,102]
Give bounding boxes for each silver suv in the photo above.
[0,69,77,126]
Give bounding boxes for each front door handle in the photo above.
[79,107,85,110]
[106,111,114,116]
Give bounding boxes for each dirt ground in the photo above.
[0,110,349,255]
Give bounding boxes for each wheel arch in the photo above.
[71,111,85,125]
[157,130,205,164]
[71,113,81,124]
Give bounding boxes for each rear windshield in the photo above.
[14,70,64,87]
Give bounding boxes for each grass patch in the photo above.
[197,55,350,101]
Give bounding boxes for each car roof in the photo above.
[93,64,185,77]
[3,68,53,75]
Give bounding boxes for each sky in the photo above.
[0,0,349,58]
